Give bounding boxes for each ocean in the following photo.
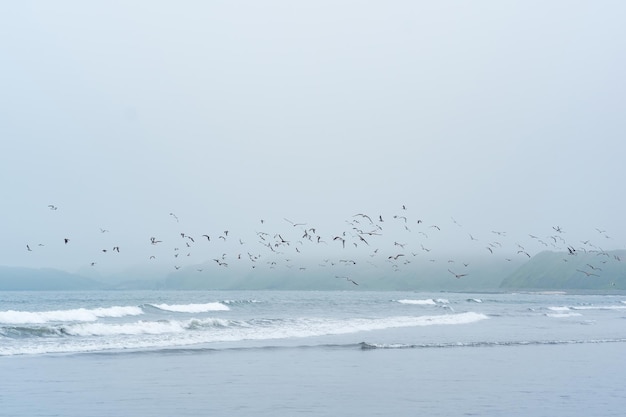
[1,290,625,416]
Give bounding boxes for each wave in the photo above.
[360,338,626,350]
[0,325,66,338]
[548,305,626,312]
[60,312,487,338]
[62,317,238,337]
[570,305,626,311]
[148,302,230,313]
[222,299,261,305]
[0,306,144,324]
[0,312,488,356]
[548,306,571,312]
[545,312,583,318]
[396,299,437,305]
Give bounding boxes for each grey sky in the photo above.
[1,1,625,274]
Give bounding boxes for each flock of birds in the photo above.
[22,204,623,286]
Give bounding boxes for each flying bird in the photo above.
[448,269,467,279]
[284,218,306,227]
[336,275,359,286]
[333,236,346,248]
[353,213,373,223]
[576,269,599,277]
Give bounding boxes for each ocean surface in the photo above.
[1,290,625,416]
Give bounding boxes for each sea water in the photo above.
[1,290,625,416]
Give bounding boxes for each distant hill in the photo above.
[500,250,626,290]
[0,266,105,290]
[162,257,513,291]
[3,249,625,291]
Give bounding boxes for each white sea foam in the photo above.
[64,320,188,336]
[150,303,230,313]
[570,305,626,311]
[63,317,239,337]
[0,306,143,324]
[397,299,437,305]
[222,299,261,305]
[0,312,489,356]
[546,312,583,318]
[548,306,571,312]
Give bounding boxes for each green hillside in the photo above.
[500,250,626,290]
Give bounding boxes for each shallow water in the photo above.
[1,290,625,416]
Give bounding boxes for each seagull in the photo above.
[64,238,70,244]
[336,275,359,286]
[448,269,467,279]
[169,213,179,222]
[353,213,373,223]
[576,269,599,277]
[284,218,306,227]
[202,234,210,241]
[48,205,58,210]
[333,236,346,248]
[26,245,32,251]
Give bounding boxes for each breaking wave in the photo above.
[360,338,626,350]
[0,306,143,324]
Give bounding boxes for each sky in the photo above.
[1,1,625,276]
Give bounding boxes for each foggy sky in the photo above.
[1,1,625,274]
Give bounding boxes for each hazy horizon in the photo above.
[2,2,625,278]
